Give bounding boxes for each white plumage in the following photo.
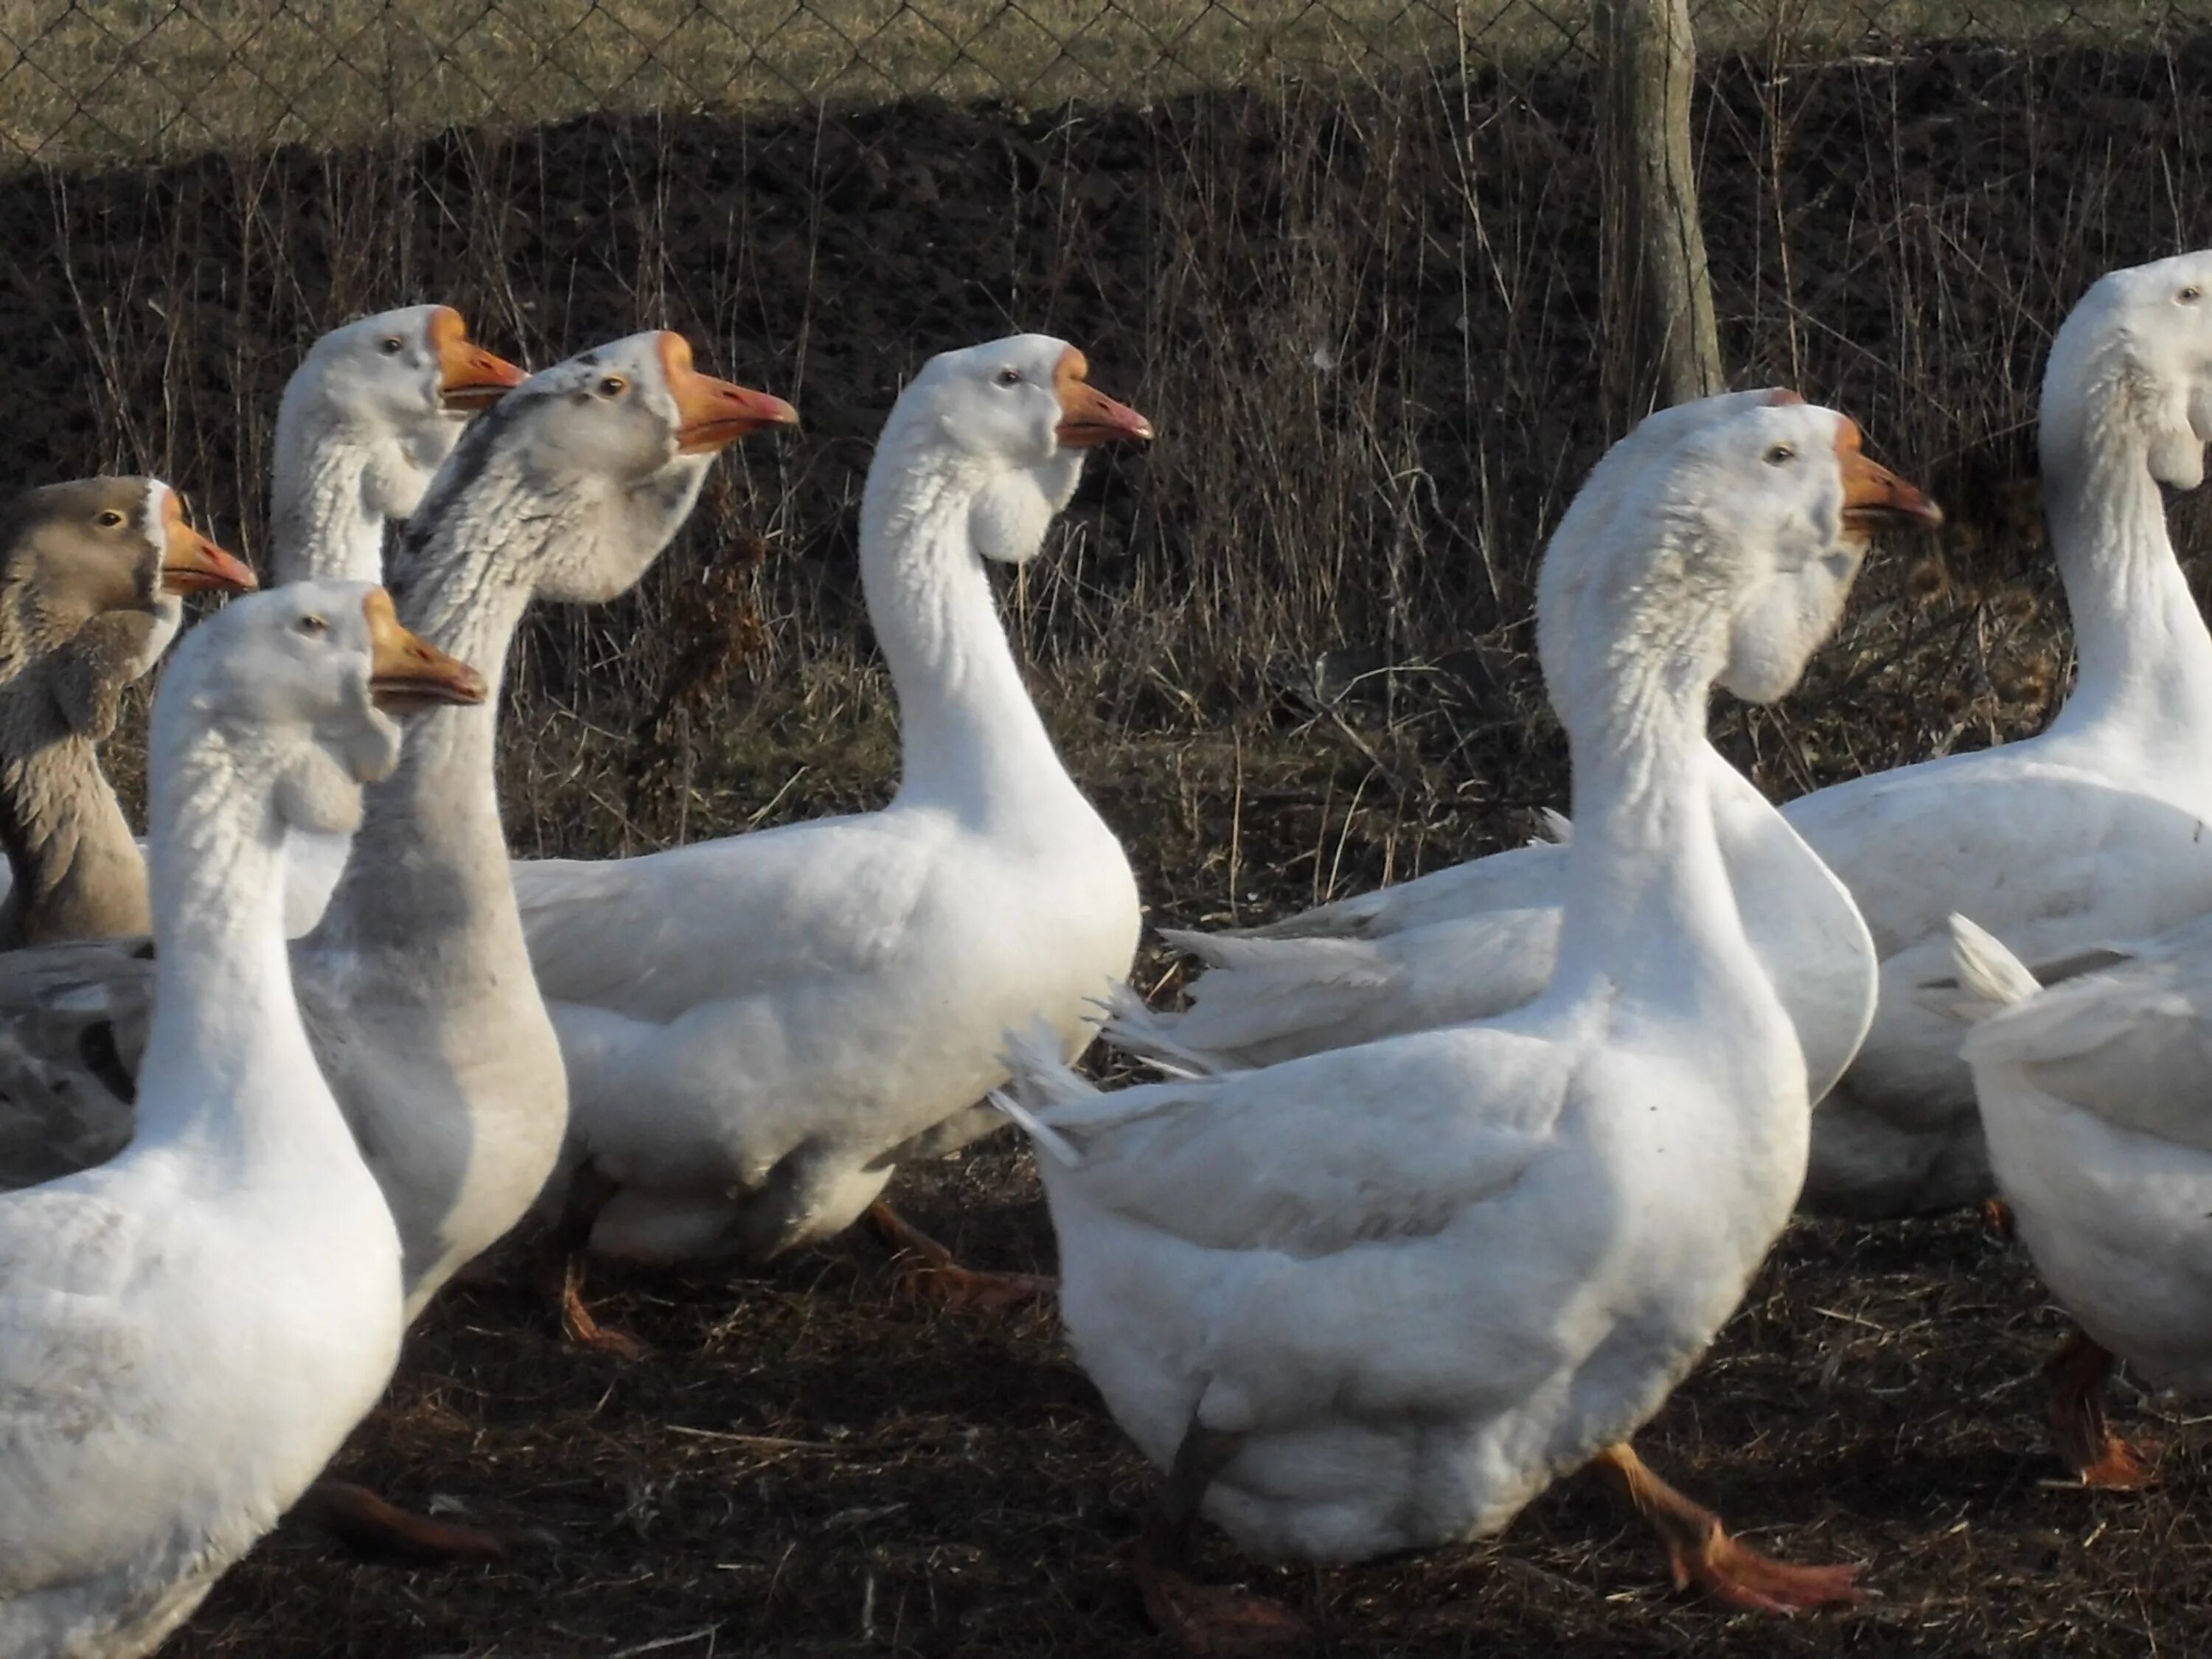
[1000,396,1931,1616]
[517,335,1152,1264]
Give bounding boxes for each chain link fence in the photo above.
[5,0,2211,166]
[7,0,2212,861]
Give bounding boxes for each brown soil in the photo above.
[169,1165,2210,1658]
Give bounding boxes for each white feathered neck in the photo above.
[2037,316,2212,753]
[316,391,709,953]
[269,375,451,587]
[1537,477,1745,1000]
[860,422,1087,832]
[131,676,341,1171]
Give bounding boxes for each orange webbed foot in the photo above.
[1593,1441,1863,1616]
[2044,1328,2158,1489]
[558,1255,652,1360]
[292,1479,526,1563]
[867,1198,1057,1314]
[1663,1522,1865,1615]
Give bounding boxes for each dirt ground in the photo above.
[22,29,2212,1659]
[164,1142,2212,1658]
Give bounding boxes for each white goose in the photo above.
[998,396,1938,1649]
[1111,390,1881,1105]
[266,303,524,936]
[295,330,796,1318]
[1140,250,2212,1222]
[1944,910,2212,1488]
[513,334,1151,1293]
[0,580,484,1659]
[269,303,526,587]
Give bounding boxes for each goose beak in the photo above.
[430,307,526,412]
[1837,422,1942,535]
[159,495,257,595]
[1052,347,1153,448]
[658,333,800,454]
[362,588,487,712]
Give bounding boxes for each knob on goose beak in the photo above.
[362,588,487,712]
[1835,421,1943,535]
[656,333,800,455]
[1052,347,1154,448]
[429,307,527,412]
[158,493,257,596]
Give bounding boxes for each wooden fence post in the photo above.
[1598,0,1724,414]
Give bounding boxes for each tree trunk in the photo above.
[1598,0,1723,417]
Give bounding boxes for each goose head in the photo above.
[1714,401,1941,701]
[405,330,797,605]
[2042,249,2212,490]
[163,580,486,834]
[277,303,528,532]
[880,334,1152,565]
[1542,397,1938,717]
[0,478,253,664]
[1551,387,1808,561]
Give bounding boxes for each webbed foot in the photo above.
[866,1198,1056,1312]
[2044,1329,2157,1489]
[1592,1441,1863,1614]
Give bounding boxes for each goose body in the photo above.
[0,582,480,1658]
[1142,251,2212,1220]
[1001,397,1933,1607]
[518,335,1150,1262]
[1951,911,2212,1394]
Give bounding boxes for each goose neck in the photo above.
[271,414,391,585]
[2042,406,2212,745]
[133,731,332,1166]
[860,457,1074,826]
[1547,613,1747,1000]
[0,726,145,936]
[317,474,549,951]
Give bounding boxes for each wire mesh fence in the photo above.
[7,0,2212,166]
[8,0,2212,864]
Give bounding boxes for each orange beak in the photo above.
[362,588,487,712]
[1835,420,1943,535]
[430,306,526,413]
[158,493,257,596]
[1052,347,1154,448]
[656,333,799,455]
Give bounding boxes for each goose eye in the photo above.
[2183,286,2204,305]
[94,509,125,528]
[994,367,1023,387]
[597,375,629,398]
[296,614,327,638]
[379,335,406,355]
[1764,443,1795,465]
